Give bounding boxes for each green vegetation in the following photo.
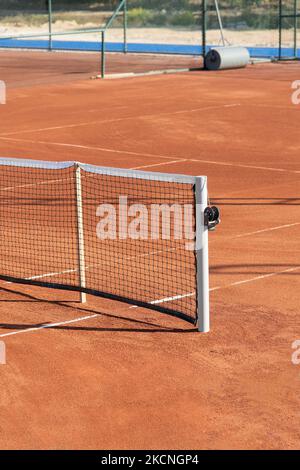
[0,14,48,27]
[0,1,283,30]
[125,1,280,30]
[127,7,197,28]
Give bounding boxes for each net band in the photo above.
[0,158,197,184]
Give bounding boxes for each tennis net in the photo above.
[0,158,209,330]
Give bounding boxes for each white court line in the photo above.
[189,159,300,175]
[150,292,195,305]
[133,264,300,308]
[246,103,300,111]
[3,243,176,285]
[0,104,240,137]
[27,268,77,281]
[234,222,300,239]
[1,266,299,339]
[0,176,71,192]
[0,314,99,338]
[0,159,181,194]
[13,218,300,287]
[131,159,186,170]
[1,135,299,175]
[21,246,176,283]
[0,137,180,162]
[210,265,300,292]
[4,217,299,286]
[210,223,300,244]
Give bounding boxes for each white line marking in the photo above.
[247,103,300,110]
[0,137,179,162]
[132,159,186,170]
[26,268,77,281]
[3,194,298,287]
[131,265,300,309]
[210,266,300,292]
[10,246,176,284]
[2,266,299,338]
[1,136,299,175]
[234,222,300,239]
[11,218,300,293]
[150,292,195,305]
[0,104,240,137]
[0,158,183,196]
[0,314,99,338]
[189,159,300,175]
[0,176,71,192]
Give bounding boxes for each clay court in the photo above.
[0,48,299,450]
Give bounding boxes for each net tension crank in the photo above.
[204,206,220,231]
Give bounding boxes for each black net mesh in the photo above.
[0,160,198,324]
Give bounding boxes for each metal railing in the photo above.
[100,0,128,78]
[0,0,128,78]
[279,0,299,60]
[0,1,212,77]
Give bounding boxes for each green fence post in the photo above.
[294,0,298,58]
[48,0,53,51]
[124,0,128,54]
[279,0,282,60]
[202,0,207,60]
[101,31,106,78]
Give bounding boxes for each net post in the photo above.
[195,176,209,333]
[75,163,87,304]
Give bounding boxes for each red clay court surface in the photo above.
[0,50,300,449]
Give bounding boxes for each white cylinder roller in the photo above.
[205,47,250,71]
